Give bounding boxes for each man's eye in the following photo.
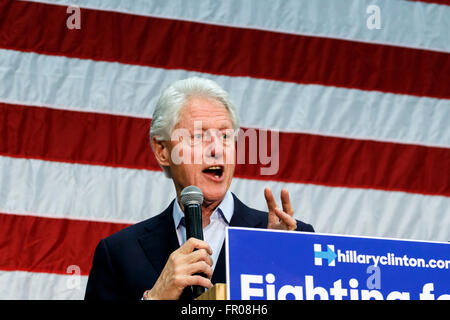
[223,131,235,140]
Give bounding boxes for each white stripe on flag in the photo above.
[1,156,449,242]
[0,270,88,300]
[1,49,449,148]
[24,0,450,53]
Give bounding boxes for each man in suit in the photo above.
[85,77,314,300]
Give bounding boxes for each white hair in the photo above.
[150,77,240,177]
[150,77,240,142]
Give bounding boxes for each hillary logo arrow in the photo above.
[314,244,337,266]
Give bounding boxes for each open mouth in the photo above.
[202,165,224,180]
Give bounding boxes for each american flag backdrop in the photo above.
[0,0,449,299]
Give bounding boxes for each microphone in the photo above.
[180,186,206,298]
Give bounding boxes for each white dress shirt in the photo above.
[172,190,234,271]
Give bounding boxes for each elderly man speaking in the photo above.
[85,77,314,300]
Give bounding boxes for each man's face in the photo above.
[163,97,236,204]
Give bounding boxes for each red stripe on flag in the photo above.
[407,0,450,6]
[0,212,129,275]
[1,102,449,197]
[0,102,156,170]
[234,131,450,197]
[0,1,449,99]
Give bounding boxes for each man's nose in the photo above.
[206,134,223,159]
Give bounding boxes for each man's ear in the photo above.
[151,136,170,167]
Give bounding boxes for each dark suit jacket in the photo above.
[84,193,314,300]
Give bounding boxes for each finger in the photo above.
[274,208,297,230]
[264,187,278,212]
[184,261,214,279]
[186,275,213,289]
[185,248,213,266]
[268,207,280,226]
[280,188,294,216]
[172,274,213,292]
[179,238,213,255]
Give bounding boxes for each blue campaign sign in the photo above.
[225,227,450,300]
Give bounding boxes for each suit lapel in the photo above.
[228,194,265,228]
[138,201,194,300]
[211,194,265,284]
[138,201,179,274]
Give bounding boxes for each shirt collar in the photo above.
[173,190,234,229]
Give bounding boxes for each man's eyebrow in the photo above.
[217,126,234,130]
[199,124,233,130]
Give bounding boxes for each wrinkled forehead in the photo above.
[175,97,234,131]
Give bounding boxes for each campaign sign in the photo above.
[225,227,450,300]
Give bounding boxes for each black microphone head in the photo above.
[180,186,204,207]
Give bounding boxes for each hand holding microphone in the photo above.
[143,186,212,300]
[144,238,213,300]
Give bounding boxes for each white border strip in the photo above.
[228,226,450,245]
[225,227,230,300]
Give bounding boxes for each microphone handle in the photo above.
[185,204,203,240]
[185,204,206,298]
